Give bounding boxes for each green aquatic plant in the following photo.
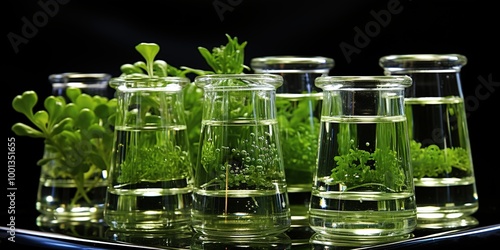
[113,42,192,184]
[276,95,321,184]
[11,88,116,205]
[410,140,471,179]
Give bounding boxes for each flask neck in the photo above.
[392,71,464,98]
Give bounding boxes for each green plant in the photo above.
[331,147,406,192]
[11,88,116,206]
[113,42,193,184]
[180,34,251,164]
[410,140,471,179]
[276,96,321,184]
[116,35,252,187]
[330,122,407,192]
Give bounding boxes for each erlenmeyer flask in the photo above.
[192,74,291,237]
[309,76,417,242]
[379,54,479,229]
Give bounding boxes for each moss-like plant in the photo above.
[410,140,471,179]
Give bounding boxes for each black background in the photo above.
[4,0,500,241]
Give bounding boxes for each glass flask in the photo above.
[104,76,193,232]
[379,54,479,229]
[251,56,335,228]
[309,76,417,241]
[192,74,291,237]
[36,72,113,221]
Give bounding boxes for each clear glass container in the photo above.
[36,72,114,222]
[251,56,334,228]
[309,76,417,241]
[192,74,291,237]
[379,54,479,229]
[104,76,193,233]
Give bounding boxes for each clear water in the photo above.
[309,116,417,237]
[309,187,417,237]
[405,97,478,220]
[191,189,290,237]
[414,177,478,219]
[105,127,193,232]
[193,120,290,236]
[405,97,474,179]
[105,181,192,232]
[37,178,107,217]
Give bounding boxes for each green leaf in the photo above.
[11,123,44,138]
[75,109,95,129]
[120,63,143,75]
[63,103,79,120]
[66,88,82,103]
[87,124,105,138]
[153,60,168,76]
[135,43,160,77]
[12,91,37,117]
[33,110,49,129]
[75,94,95,110]
[50,118,72,137]
[94,103,110,119]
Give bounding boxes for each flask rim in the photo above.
[315,76,412,90]
[379,54,467,73]
[109,76,189,91]
[250,55,335,72]
[194,73,283,90]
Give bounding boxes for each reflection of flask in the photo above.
[250,56,334,227]
[104,76,193,232]
[379,54,479,229]
[192,74,291,237]
[309,76,417,242]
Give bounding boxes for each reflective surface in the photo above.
[1,213,499,249]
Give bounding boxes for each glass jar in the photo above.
[104,76,193,233]
[309,76,417,242]
[36,72,114,222]
[251,56,334,228]
[192,74,291,237]
[379,54,479,229]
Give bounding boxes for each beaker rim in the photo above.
[194,74,283,89]
[250,55,335,72]
[315,75,412,90]
[49,72,112,83]
[379,54,467,72]
[109,76,189,90]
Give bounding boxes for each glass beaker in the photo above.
[49,72,112,99]
[36,72,114,221]
[379,54,479,229]
[251,56,335,228]
[104,76,193,233]
[309,76,417,241]
[192,74,291,237]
